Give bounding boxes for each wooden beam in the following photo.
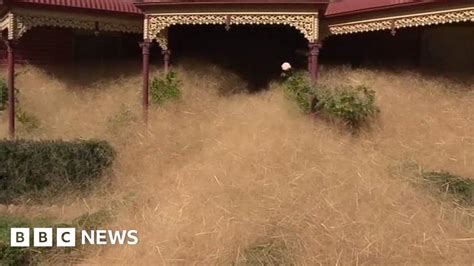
[6,39,16,138]
[141,39,151,124]
[308,41,320,81]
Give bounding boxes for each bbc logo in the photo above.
[11,228,139,247]
[11,228,76,247]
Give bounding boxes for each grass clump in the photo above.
[423,171,474,204]
[314,84,379,129]
[150,71,182,105]
[107,105,136,134]
[0,85,40,133]
[239,240,293,266]
[72,209,114,230]
[282,71,313,113]
[0,216,57,265]
[0,79,6,111]
[16,109,41,134]
[0,209,113,265]
[0,139,115,203]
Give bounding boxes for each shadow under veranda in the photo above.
[17,57,289,94]
[17,59,143,90]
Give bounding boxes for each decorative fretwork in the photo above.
[0,9,142,40]
[156,28,169,50]
[14,14,96,39]
[329,7,474,35]
[146,13,319,49]
[1,13,15,39]
[96,21,142,35]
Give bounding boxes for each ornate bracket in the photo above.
[329,7,474,35]
[1,9,142,40]
[156,28,169,50]
[145,12,319,50]
[14,13,96,39]
[0,13,15,39]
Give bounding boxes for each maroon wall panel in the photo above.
[0,27,74,65]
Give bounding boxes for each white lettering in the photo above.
[127,230,139,245]
[96,230,107,245]
[81,230,95,245]
[57,228,76,247]
[10,228,30,247]
[108,230,127,245]
[33,228,53,247]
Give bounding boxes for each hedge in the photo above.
[0,210,112,264]
[0,216,53,265]
[423,171,474,204]
[0,139,115,203]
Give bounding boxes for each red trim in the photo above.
[5,0,142,15]
[135,0,329,4]
[10,2,143,17]
[134,0,330,11]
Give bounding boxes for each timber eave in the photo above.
[133,1,330,13]
[325,2,474,36]
[4,2,143,18]
[324,0,439,19]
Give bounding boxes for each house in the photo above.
[1,0,472,137]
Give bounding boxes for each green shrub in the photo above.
[314,85,379,129]
[0,216,56,265]
[282,72,313,113]
[150,71,181,105]
[0,210,111,265]
[0,139,115,203]
[423,171,473,204]
[16,109,41,133]
[282,72,379,130]
[73,209,114,230]
[0,79,7,111]
[0,210,113,265]
[239,239,293,266]
[107,105,136,134]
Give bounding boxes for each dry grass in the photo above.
[1,62,474,265]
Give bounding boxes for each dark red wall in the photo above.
[0,27,142,65]
[0,27,74,65]
[321,22,474,74]
[320,27,422,67]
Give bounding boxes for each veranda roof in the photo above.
[7,0,142,14]
[4,0,456,18]
[134,0,328,5]
[325,0,439,17]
